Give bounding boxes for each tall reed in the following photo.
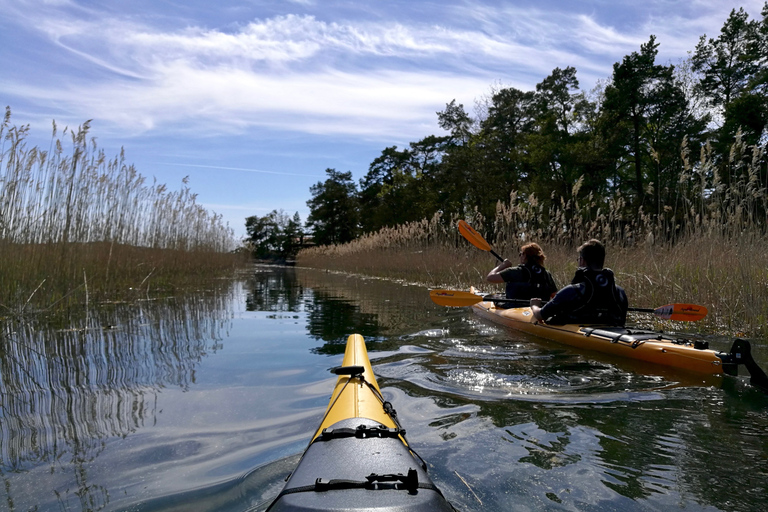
[0,108,242,312]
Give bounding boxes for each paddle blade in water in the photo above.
[653,303,708,321]
[429,289,484,307]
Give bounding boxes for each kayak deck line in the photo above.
[266,334,456,512]
[469,289,768,392]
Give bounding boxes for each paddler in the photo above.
[530,239,628,325]
[486,242,558,301]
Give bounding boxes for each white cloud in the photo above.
[5,62,490,140]
[4,1,763,142]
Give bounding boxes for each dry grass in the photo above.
[299,134,768,338]
[0,108,244,313]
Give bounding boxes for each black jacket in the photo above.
[540,268,628,325]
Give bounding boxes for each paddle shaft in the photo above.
[429,290,708,321]
[487,296,665,314]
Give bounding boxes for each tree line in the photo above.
[247,5,768,255]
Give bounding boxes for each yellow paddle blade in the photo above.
[429,289,484,307]
[653,303,708,322]
[457,220,492,252]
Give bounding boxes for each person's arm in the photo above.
[530,285,580,324]
[530,298,545,323]
[486,259,513,283]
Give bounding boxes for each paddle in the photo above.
[429,289,709,322]
[458,220,504,262]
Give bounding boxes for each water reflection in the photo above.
[3,266,768,512]
[0,286,234,510]
[245,265,304,312]
[282,267,768,511]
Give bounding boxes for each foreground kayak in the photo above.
[266,334,455,512]
[465,291,768,391]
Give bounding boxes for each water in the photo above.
[2,265,768,512]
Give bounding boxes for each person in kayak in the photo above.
[486,242,558,301]
[530,239,628,325]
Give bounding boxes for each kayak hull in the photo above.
[470,291,737,377]
[267,334,454,512]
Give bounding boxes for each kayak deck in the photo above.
[472,300,737,376]
[466,287,768,391]
[267,334,454,512]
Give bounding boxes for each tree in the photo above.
[692,8,760,113]
[693,7,765,149]
[472,87,537,219]
[306,168,359,246]
[245,209,304,260]
[358,146,413,233]
[434,101,477,220]
[601,36,687,208]
[535,66,581,134]
[526,67,609,204]
[358,137,449,234]
[437,99,473,144]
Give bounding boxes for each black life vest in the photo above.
[505,263,555,300]
[563,268,627,325]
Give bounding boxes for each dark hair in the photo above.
[578,239,605,268]
[520,242,546,266]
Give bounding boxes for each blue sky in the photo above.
[1,0,762,239]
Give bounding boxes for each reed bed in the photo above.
[0,108,243,313]
[299,136,768,339]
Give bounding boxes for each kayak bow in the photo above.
[266,334,455,512]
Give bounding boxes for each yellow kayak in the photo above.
[458,290,768,389]
[266,334,455,512]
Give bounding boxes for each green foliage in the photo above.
[245,210,304,260]
[306,169,359,246]
[255,6,768,252]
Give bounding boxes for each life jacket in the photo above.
[505,263,556,300]
[559,268,627,325]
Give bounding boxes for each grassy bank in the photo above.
[298,138,768,338]
[0,109,245,314]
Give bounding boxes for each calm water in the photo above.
[2,265,768,512]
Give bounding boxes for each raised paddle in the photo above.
[429,289,709,322]
[457,220,504,262]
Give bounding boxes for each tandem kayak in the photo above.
[266,334,455,512]
[452,289,768,391]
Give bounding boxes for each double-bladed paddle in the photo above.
[429,289,709,322]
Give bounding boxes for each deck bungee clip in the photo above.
[317,424,404,441]
[320,364,427,469]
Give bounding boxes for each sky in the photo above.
[1,0,764,240]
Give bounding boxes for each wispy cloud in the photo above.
[3,0,763,142]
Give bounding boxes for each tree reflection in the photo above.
[244,265,304,312]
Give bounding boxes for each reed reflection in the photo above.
[0,287,235,510]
